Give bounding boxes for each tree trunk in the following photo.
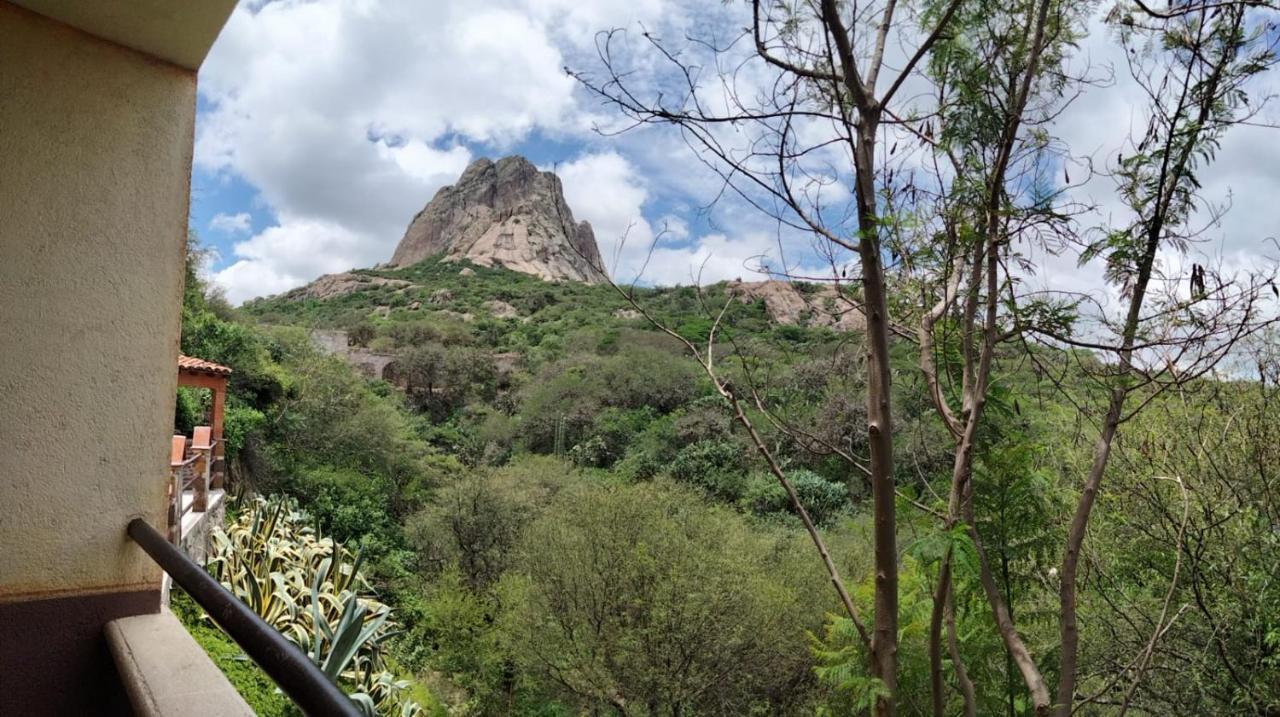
[854,114,899,716]
[1055,388,1124,712]
[929,551,953,717]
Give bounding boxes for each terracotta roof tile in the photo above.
[177,354,233,376]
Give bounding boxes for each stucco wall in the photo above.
[0,2,195,601]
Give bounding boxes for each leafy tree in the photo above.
[501,480,829,715]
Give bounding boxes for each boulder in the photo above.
[483,300,519,320]
[296,272,410,300]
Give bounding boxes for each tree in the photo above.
[574,1,1280,712]
[397,343,497,420]
[1041,4,1279,710]
[573,3,969,709]
[500,480,831,715]
[910,0,1080,711]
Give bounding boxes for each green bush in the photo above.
[406,455,565,590]
[613,414,679,480]
[175,387,206,435]
[668,439,748,500]
[500,480,828,715]
[741,469,848,525]
[293,465,398,550]
[207,497,429,716]
[222,403,266,457]
[171,589,299,717]
[596,347,705,412]
[569,406,655,468]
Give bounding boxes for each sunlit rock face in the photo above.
[390,155,608,283]
[727,279,865,331]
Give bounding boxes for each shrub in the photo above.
[668,439,748,500]
[517,360,605,452]
[171,589,298,717]
[293,466,397,551]
[208,497,427,715]
[500,480,827,715]
[741,469,848,525]
[175,387,205,435]
[613,415,679,480]
[406,456,564,590]
[671,397,731,446]
[597,347,704,412]
[223,403,266,457]
[347,322,376,347]
[570,407,656,468]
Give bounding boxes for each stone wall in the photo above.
[310,329,399,381]
[178,495,225,567]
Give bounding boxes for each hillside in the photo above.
[245,259,868,360]
[197,239,1280,716]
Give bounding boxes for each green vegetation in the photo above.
[186,4,1280,706]
[171,588,298,717]
[206,497,429,715]
[181,231,1280,714]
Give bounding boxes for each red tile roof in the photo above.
[177,354,233,376]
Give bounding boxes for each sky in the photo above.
[192,0,1280,308]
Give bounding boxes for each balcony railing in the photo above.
[128,517,362,716]
[168,428,223,544]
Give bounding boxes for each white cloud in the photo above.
[557,152,653,274]
[197,0,598,302]
[557,151,805,285]
[198,0,1279,311]
[195,0,794,302]
[209,211,251,234]
[214,217,371,304]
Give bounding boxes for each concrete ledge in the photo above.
[105,610,255,717]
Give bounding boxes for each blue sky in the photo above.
[191,0,800,304]
[193,0,1280,309]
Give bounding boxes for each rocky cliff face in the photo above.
[390,156,608,283]
[727,280,865,331]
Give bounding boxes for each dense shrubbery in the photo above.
[501,480,832,715]
[188,248,1280,715]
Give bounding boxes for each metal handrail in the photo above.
[171,460,201,518]
[127,518,362,717]
[177,475,197,518]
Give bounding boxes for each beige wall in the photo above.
[0,2,195,600]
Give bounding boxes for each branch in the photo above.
[880,0,966,107]
[753,0,844,83]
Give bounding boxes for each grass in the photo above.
[170,588,300,717]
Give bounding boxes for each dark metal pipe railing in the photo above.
[128,518,362,717]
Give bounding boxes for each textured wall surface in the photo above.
[7,0,237,70]
[0,1,195,600]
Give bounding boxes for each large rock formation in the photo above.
[727,279,865,331]
[390,156,608,283]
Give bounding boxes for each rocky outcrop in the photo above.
[293,272,411,300]
[390,156,608,283]
[483,300,519,320]
[727,280,865,331]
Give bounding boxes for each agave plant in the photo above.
[206,496,421,716]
